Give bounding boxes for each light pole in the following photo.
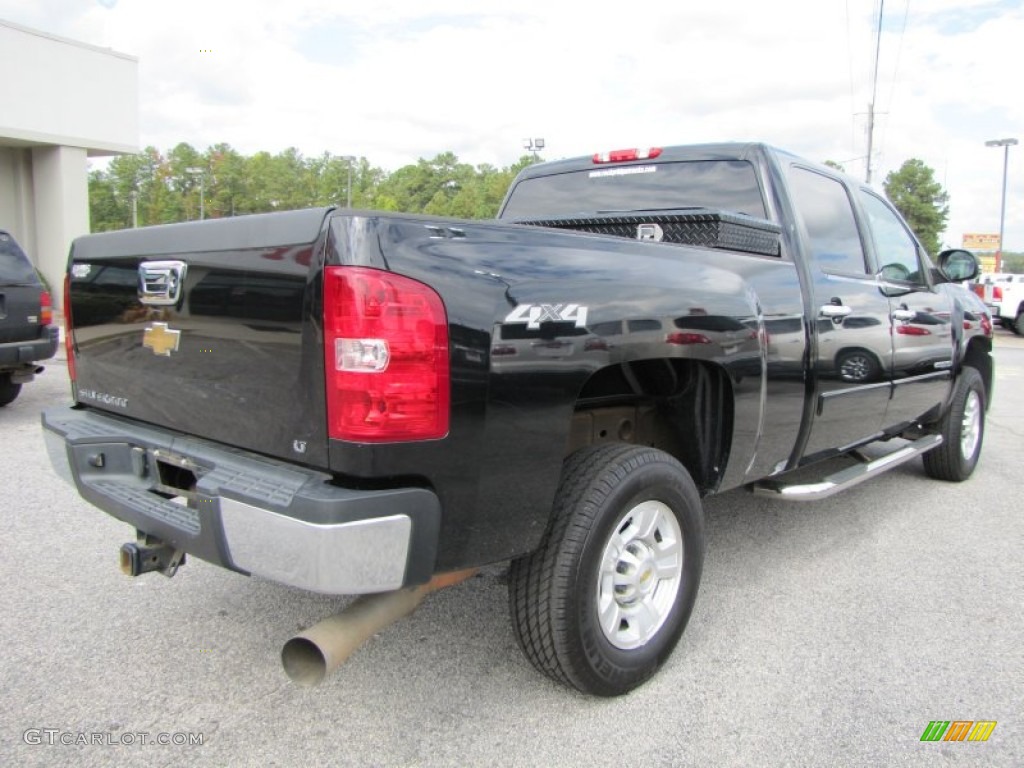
[523,138,545,160]
[985,137,1017,273]
[341,155,356,208]
[186,166,205,220]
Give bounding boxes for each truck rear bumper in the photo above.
[0,326,59,367]
[42,406,440,595]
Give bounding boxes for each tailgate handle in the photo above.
[138,260,187,306]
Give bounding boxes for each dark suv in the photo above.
[0,230,58,406]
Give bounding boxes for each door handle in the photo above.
[819,304,852,318]
[891,308,915,321]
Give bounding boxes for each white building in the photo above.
[0,19,138,306]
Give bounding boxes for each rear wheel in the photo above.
[836,348,880,383]
[0,374,22,407]
[508,443,705,696]
[1014,312,1024,336]
[922,367,985,482]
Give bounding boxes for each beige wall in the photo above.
[30,146,89,295]
[0,147,36,254]
[0,20,137,154]
[0,20,138,307]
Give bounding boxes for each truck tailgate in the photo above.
[66,208,333,467]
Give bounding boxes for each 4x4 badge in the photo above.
[143,322,181,356]
[504,304,588,330]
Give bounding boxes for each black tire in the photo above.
[922,367,985,482]
[508,443,705,696]
[0,374,21,407]
[1014,313,1024,337]
[836,348,881,383]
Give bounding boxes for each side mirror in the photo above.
[936,249,979,283]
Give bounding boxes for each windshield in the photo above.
[501,160,767,220]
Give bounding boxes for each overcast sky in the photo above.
[2,0,1021,251]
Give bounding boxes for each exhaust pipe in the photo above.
[10,365,44,384]
[282,568,477,686]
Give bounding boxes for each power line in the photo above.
[878,0,910,174]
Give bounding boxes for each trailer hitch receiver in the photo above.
[119,534,186,578]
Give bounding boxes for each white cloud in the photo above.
[1,0,1020,249]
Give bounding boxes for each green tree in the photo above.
[883,159,949,255]
[166,142,206,221]
[88,169,122,231]
[206,143,246,217]
[1000,252,1024,272]
[88,143,535,230]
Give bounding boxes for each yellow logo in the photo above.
[921,720,997,742]
[143,323,181,357]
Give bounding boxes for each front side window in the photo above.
[859,191,925,284]
[787,168,867,275]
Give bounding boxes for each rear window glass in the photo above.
[501,160,767,220]
[0,233,38,284]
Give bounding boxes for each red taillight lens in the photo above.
[896,325,931,336]
[323,267,449,442]
[993,286,1003,301]
[666,332,712,345]
[592,147,663,164]
[40,291,53,326]
[981,314,993,337]
[63,275,76,382]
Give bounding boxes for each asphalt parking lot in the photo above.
[1,329,1021,768]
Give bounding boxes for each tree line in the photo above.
[92,143,991,269]
[88,142,538,231]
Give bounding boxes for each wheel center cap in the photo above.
[616,542,658,602]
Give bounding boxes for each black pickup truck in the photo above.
[43,143,993,696]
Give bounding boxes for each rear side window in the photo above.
[787,168,867,275]
[0,232,38,284]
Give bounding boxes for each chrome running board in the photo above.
[751,434,943,502]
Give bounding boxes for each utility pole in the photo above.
[341,156,356,208]
[866,0,884,184]
[523,138,545,160]
[186,167,205,220]
[985,138,1018,273]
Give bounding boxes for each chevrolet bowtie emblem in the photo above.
[143,322,181,356]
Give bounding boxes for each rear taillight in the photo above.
[993,286,1003,301]
[40,291,53,326]
[63,274,75,382]
[896,325,931,336]
[666,332,712,345]
[592,147,663,164]
[323,266,449,442]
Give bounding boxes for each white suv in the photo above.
[974,273,1024,333]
